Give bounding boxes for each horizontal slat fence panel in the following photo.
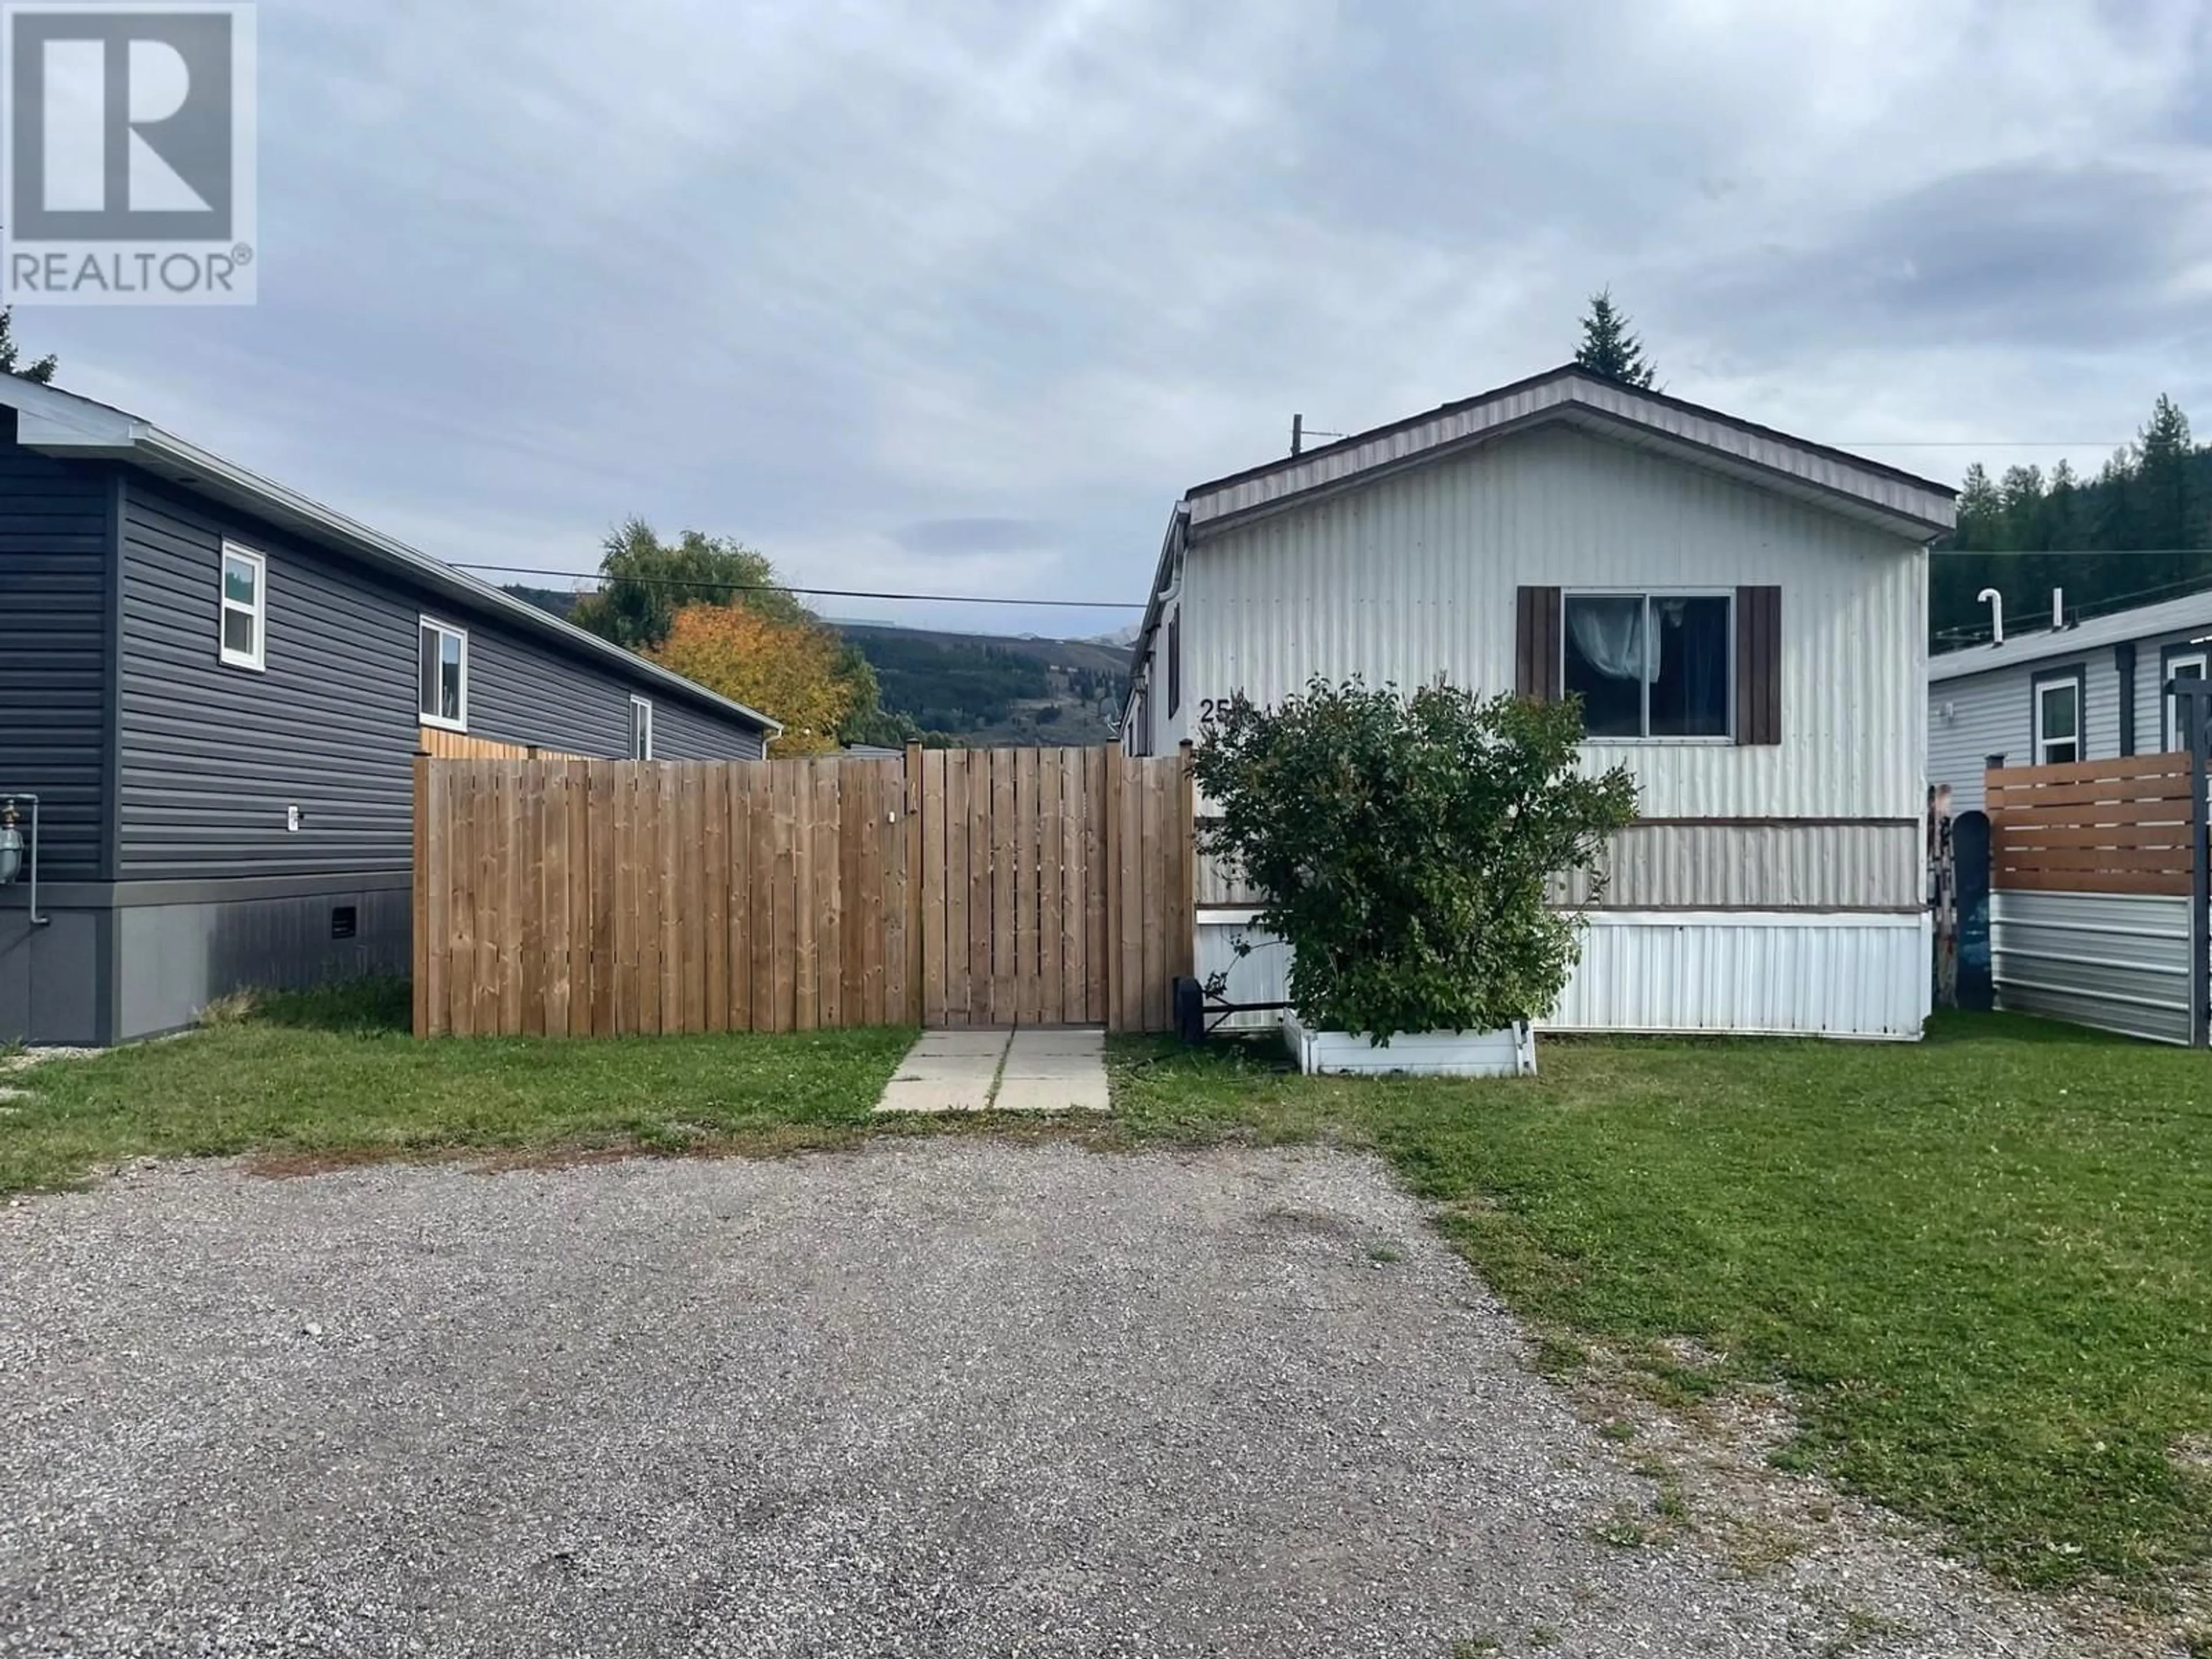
[415,747,1194,1037]
[1986,753,2199,897]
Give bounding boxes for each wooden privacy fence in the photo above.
[1984,752,2197,895]
[412,745,1194,1038]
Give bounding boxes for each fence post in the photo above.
[2188,683,2212,1048]
[906,741,925,1026]
[1176,740,1197,986]
[411,750,430,1038]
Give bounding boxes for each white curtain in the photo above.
[1566,597,1655,683]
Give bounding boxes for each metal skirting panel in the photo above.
[1550,912,1927,1039]
[1196,919,1291,1032]
[1196,910,1929,1040]
[115,885,411,1041]
[1990,888,2191,1046]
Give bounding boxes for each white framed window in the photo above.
[218,543,266,671]
[2032,669,2083,766]
[2164,649,2207,753]
[418,617,468,731]
[630,695,653,759]
[1562,590,1733,740]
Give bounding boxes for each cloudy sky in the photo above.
[24,0,2212,637]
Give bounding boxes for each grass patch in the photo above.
[0,976,913,1195]
[1105,1012,2212,1594]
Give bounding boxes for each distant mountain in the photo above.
[836,623,1128,748]
[505,585,1131,747]
[504,584,581,621]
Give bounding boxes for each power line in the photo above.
[457,563,1144,610]
[1838,440,2127,448]
[1942,546,2212,578]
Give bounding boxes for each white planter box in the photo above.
[1283,1012,1537,1078]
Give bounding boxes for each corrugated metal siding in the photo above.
[653,696,767,762]
[1186,424,1926,821]
[1929,646,2128,815]
[0,423,112,878]
[1990,888,2190,1045]
[1195,911,1927,1039]
[1199,821,1918,910]
[1551,912,1927,1037]
[116,478,767,879]
[1195,919,1290,1032]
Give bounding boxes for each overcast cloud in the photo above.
[25,0,2212,636]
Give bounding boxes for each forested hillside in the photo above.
[834,624,1128,747]
[501,581,1128,747]
[1933,395,2212,649]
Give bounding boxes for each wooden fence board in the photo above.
[923,750,948,1026]
[415,748,1195,1039]
[967,754,993,1026]
[1038,749,1065,1023]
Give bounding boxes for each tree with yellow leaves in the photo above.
[647,603,859,757]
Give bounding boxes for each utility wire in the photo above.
[1929,555,2212,570]
[459,563,1144,609]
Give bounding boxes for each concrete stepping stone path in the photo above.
[874,1028,1109,1116]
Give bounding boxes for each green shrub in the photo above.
[1194,679,1636,1041]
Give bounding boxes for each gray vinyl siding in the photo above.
[116,478,766,880]
[653,696,768,761]
[1928,645,2126,815]
[118,478,421,879]
[0,422,112,878]
[465,629,760,761]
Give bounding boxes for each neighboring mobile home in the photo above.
[0,377,778,1046]
[1122,363,1956,1040]
[1927,589,2212,815]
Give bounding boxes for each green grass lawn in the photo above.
[0,979,914,1194]
[5,985,2208,1603]
[1109,1013,2212,1597]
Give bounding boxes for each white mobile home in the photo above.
[1123,364,1957,1040]
[1928,589,2212,815]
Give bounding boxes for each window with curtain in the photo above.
[1562,592,1731,739]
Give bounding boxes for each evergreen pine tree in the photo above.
[1573,289,1658,388]
[0,307,55,384]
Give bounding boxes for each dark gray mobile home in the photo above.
[0,377,778,1044]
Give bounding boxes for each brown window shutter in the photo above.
[1516,586,1562,700]
[1736,585,1782,745]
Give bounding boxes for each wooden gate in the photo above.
[913,748,1192,1030]
[412,744,1192,1038]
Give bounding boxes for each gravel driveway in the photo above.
[0,1144,2090,1657]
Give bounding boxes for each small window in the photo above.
[2165,650,2207,752]
[2035,673,2082,766]
[630,695,653,759]
[418,618,468,731]
[1562,592,1732,740]
[218,544,266,671]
